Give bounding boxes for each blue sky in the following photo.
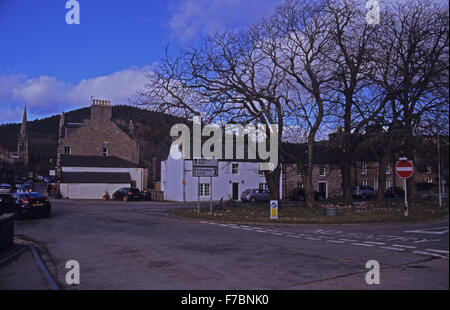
[0,0,281,123]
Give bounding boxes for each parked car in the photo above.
[352,185,378,199]
[112,188,142,202]
[15,183,32,193]
[289,188,326,201]
[1,192,51,219]
[241,189,271,202]
[0,184,15,194]
[384,187,405,198]
[0,194,16,215]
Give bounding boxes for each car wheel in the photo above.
[42,208,51,218]
[251,197,256,203]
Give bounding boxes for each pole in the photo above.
[197,176,200,215]
[210,176,212,214]
[404,177,408,217]
[438,133,442,207]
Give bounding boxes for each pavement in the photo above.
[0,198,448,290]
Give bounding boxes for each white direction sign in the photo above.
[193,158,218,168]
[193,167,219,177]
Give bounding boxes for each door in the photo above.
[232,183,239,200]
[318,182,327,199]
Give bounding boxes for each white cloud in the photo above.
[168,0,281,42]
[0,66,152,124]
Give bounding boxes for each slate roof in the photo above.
[281,142,343,165]
[61,155,138,168]
[61,172,132,184]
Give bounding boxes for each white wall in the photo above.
[162,156,283,202]
[62,166,146,191]
[60,183,130,199]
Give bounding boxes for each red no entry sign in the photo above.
[396,159,414,179]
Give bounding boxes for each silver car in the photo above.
[241,189,271,202]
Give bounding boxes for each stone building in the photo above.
[59,99,139,164]
[281,143,343,199]
[282,136,444,200]
[56,99,148,199]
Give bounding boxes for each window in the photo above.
[374,179,378,191]
[259,183,269,191]
[361,162,367,175]
[232,163,239,174]
[297,165,302,176]
[427,166,432,175]
[103,147,108,157]
[64,146,71,155]
[198,183,210,196]
[386,164,391,175]
[319,167,326,177]
[427,178,433,184]
[386,179,391,190]
[297,183,304,189]
[362,179,368,187]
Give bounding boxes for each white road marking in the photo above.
[405,227,449,235]
[271,233,284,236]
[339,239,358,242]
[305,237,322,241]
[413,251,449,258]
[425,249,449,254]
[381,246,404,251]
[286,235,300,238]
[363,241,386,245]
[255,230,268,233]
[352,243,374,247]
[392,244,417,249]
[327,240,345,244]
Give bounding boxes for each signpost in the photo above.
[395,158,414,217]
[193,159,219,214]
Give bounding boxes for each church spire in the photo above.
[17,106,29,167]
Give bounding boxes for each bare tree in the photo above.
[260,0,333,207]
[323,0,390,204]
[138,30,288,200]
[370,0,449,202]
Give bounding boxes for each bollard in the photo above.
[0,214,15,252]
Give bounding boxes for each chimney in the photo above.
[90,98,112,123]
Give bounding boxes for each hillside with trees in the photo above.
[0,105,186,177]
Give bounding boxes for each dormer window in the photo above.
[103,147,108,157]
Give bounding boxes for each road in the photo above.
[2,199,449,289]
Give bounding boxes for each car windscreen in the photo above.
[0,185,10,189]
[29,193,43,198]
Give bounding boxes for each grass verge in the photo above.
[172,200,449,224]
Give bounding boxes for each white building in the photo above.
[161,153,282,202]
[59,155,147,199]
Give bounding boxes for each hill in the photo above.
[0,105,186,176]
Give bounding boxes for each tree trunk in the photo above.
[304,139,316,208]
[265,166,281,201]
[376,154,388,207]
